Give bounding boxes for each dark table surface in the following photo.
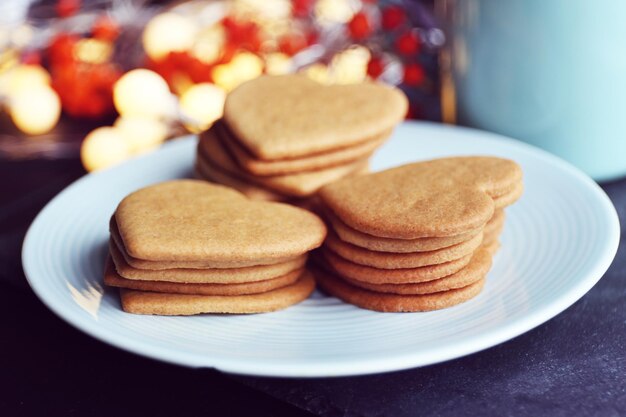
[2,153,625,417]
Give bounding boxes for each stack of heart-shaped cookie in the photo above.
[104,180,327,315]
[314,156,523,312]
[195,74,408,202]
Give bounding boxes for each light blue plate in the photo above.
[22,121,619,377]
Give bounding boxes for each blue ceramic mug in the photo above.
[442,0,626,181]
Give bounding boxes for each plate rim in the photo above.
[22,121,621,377]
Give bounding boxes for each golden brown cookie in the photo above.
[483,214,505,247]
[485,210,505,235]
[194,160,288,202]
[111,222,307,271]
[324,231,483,269]
[313,266,485,312]
[318,156,523,238]
[197,127,368,197]
[114,180,326,266]
[322,249,472,284]
[109,239,307,283]
[104,256,303,295]
[218,121,390,176]
[223,75,408,159]
[120,270,316,315]
[340,249,492,295]
[482,240,501,256]
[494,182,524,209]
[326,208,482,253]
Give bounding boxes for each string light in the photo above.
[212,52,264,91]
[73,38,113,64]
[142,13,197,61]
[264,52,292,75]
[191,25,226,64]
[303,63,331,84]
[1,65,50,98]
[331,46,370,84]
[81,127,130,172]
[9,85,60,135]
[230,52,264,81]
[179,83,226,132]
[113,69,173,118]
[114,117,168,155]
[315,0,356,24]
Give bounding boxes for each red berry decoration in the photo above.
[348,12,373,40]
[92,16,120,42]
[395,30,421,55]
[403,63,425,86]
[222,17,262,52]
[56,0,81,18]
[367,56,385,78]
[278,33,308,55]
[292,0,314,18]
[186,55,214,84]
[382,6,406,30]
[305,31,318,46]
[48,33,80,65]
[51,61,121,118]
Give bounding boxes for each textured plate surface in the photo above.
[22,122,619,377]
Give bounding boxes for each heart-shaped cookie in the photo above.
[219,121,390,176]
[223,75,408,159]
[337,248,492,295]
[104,256,304,295]
[197,127,369,197]
[318,156,522,239]
[313,266,485,313]
[114,180,327,267]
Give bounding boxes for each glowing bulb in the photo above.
[0,49,19,75]
[331,46,370,84]
[113,69,173,118]
[9,85,60,135]
[114,116,168,154]
[212,52,264,91]
[264,52,292,75]
[230,52,264,81]
[303,63,331,85]
[191,25,225,64]
[315,0,356,24]
[74,38,113,64]
[2,65,51,98]
[211,63,238,91]
[142,13,197,61]
[232,0,291,21]
[179,83,226,132]
[81,127,130,172]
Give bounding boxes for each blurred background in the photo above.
[0,0,442,173]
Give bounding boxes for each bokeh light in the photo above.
[264,52,292,75]
[114,117,168,155]
[212,52,264,91]
[315,0,356,24]
[73,38,113,64]
[142,13,197,61]
[303,63,331,84]
[179,83,226,132]
[2,65,51,98]
[9,85,61,135]
[113,69,173,118]
[81,127,130,172]
[331,46,370,84]
[191,25,226,64]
